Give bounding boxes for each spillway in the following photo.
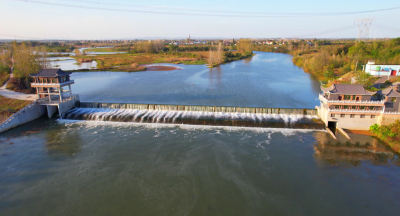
[62,103,325,129]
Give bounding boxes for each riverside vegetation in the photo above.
[370,122,400,154]
[72,39,253,71]
[255,38,400,153]
[254,38,400,89]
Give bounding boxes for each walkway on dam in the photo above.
[373,76,396,89]
[0,73,38,101]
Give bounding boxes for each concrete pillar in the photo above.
[68,85,72,97]
[47,88,51,101]
[46,105,58,118]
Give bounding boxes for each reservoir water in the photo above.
[1,52,399,215]
[71,52,321,108]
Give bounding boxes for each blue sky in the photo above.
[1,0,399,40]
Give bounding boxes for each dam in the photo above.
[62,102,325,129]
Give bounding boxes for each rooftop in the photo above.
[381,87,400,97]
[321,84,376,95]
[30,68,71,78]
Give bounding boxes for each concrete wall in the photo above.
[58,98,78,117]
[333,114,379,130]
[317,106,379,130]
[47,105,58,118]
[0,103,47,133]
[366,64,400,76]
[380,114,400,126]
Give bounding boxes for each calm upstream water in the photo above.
[1,52,400,215]
[71,52,321,108]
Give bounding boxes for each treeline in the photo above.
[208,39,253,67]
[5,42,49,93]
[252,38,400,82]
[292,38,400,80]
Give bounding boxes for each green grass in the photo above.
[0,73,9,86]
[0,96,31,124]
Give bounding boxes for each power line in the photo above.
[12,0,400,18]
[58,0,400,16]
[372,24,400,32]
[0,34,47,40]
[291,25,357,38]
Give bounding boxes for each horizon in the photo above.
[1,0,400,40]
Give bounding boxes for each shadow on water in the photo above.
[0,117,81,157]
[313,131,400,166]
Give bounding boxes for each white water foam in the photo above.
[57,119,325,136]
[64,108,318,124]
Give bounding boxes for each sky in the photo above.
[1,0,400,40]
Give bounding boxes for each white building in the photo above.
[365,60,400,76]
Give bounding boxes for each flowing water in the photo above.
[1,52,400,215]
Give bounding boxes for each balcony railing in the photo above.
[319,95,385,105]
[31,80,74,87]
[35,94,79,105]
[328,109,383,114]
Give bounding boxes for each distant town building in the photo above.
[365,60,400,76]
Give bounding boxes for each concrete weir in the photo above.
[78,102,318,115]
[60,102,326,129]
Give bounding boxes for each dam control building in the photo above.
[317,84,400,130]
[30,68,79,118]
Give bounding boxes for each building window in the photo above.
[344,95,351,100]
[351,106,356,109]
[392,98,397,102]
[331,114,335,117]
[371,115,375,118]
[360,115,365,118]
[344,105,349,109]
[335,105,340,109]
[352,95,356,100]
[341,114,345,118]
[350,114,355,118]
[369,106,374,110]
[360,106,365,110]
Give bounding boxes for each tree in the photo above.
[12,42,43,81]
[236,39,252,56]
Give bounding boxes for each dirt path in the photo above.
[0,69,38,101]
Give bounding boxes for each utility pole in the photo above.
[355,61,358,73]
[354,18,375,42]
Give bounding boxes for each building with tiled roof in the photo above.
[317,84,400,130]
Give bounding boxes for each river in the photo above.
[1,52,399,215]
[71,52,321,108]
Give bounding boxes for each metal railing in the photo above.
[319,95,385,104]
[328,109,383,114]
[31,80,74,86]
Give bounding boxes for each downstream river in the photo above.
[1,52,399,215]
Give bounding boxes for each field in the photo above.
[73,52,207,72]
